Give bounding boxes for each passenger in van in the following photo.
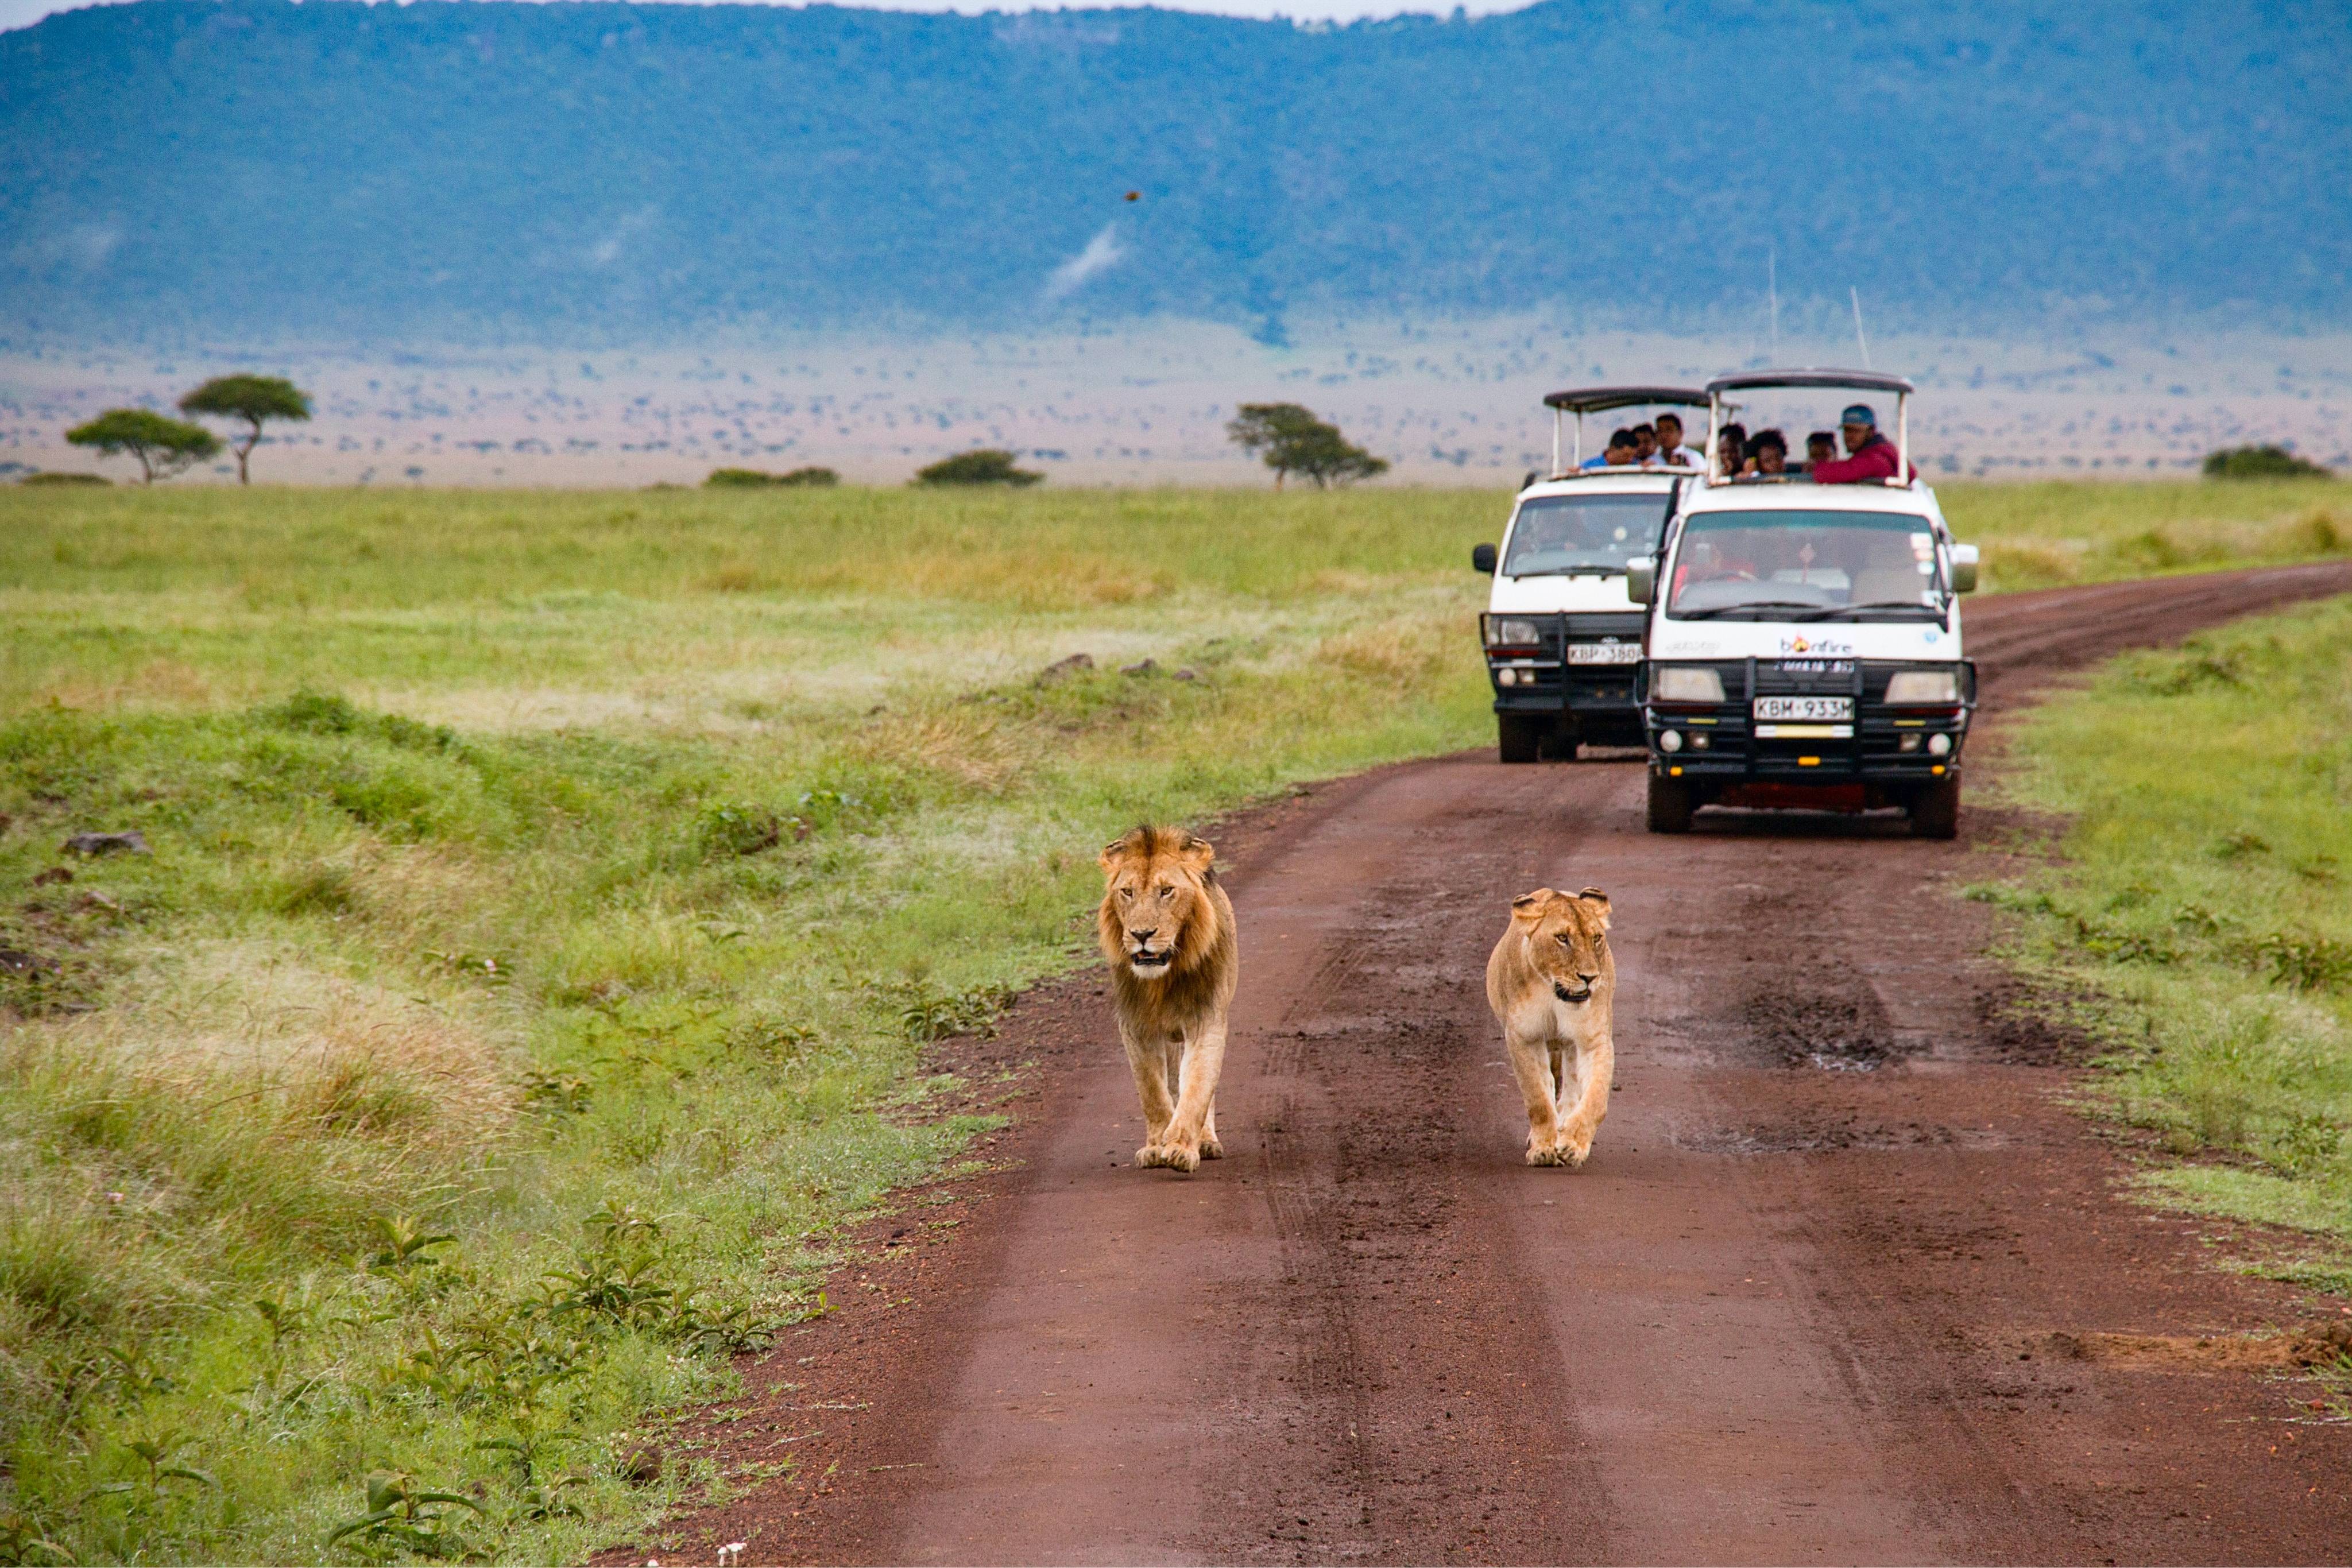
[1812,404,1917,483]
[1804,430,1838,472]
[1654,412,1705,468]
[1581,428,1641,469]
[1713,421,1748,475]
[1630,424,1660,464]
[1740,428,1789,475]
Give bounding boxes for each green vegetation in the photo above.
[179,377,314,487]
[1945,478,2351,592]
[2204,443,2332,481]
[1976,595,2352,1290]
[0,477,2343,1563]
[703,466,838,489]
[64,411,222,487]
[1225,402,1389,490]
[18,473,109,487]
[912,450,1040,487]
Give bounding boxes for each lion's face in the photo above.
[1098,826,1217,979]
[1511,886,1611,1004]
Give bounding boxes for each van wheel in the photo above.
[1646,773,1695,833]
[1910,776,1960,839]
[1498,716,1545,764]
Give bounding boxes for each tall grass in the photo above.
[1977,594,2352,1288]
[1,478,2344,1562]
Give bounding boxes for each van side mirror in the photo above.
[1625,556,1655,605]
[1471,543,1497,575]
[1949,543,1979,594]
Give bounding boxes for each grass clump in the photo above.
[1980,594,2352,1279]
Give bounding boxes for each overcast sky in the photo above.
[2,0,1532,31]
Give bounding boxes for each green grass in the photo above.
[1945,477,2352,592]
[0,477,2346,1565]
[1974,594,2352,1289]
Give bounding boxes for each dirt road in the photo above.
[639,562,2352,1565]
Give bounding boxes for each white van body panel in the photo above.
[1486,471,1687,618]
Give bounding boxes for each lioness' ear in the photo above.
[1510,888,1556,926]
[1576,886,1611,929]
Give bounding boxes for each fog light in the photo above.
[1928,732,1952,757]
[1496,667,1516,687]
[1899,733,1921,753]
[1690,731,1709,750]
[1658,729,1683,753]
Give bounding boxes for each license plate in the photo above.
[1566,642,1641,665]
[1754,696,1854,721]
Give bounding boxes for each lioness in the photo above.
[1097,824,1238,1173]
[1484,886,1615,1167]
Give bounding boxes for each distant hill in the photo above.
[3,0,2346,344]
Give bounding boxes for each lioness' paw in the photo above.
[1160,1143,1201,1174]
[1561,1141,1592,1170]
[1135,1144,1166,1168]
[1198,1135,1225,1160]
[1526,1143,1564,1167]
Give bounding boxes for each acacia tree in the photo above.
[179,375,312,485]
[1225,402,1388,489]
[65,409,222,485]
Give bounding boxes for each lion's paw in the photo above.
[1561,1141,1592,1170]
[1159,1143,1201,1174]
[1198,1134,1225,1160]
[1135,1143,1167,1168]
[1526,1143,1565,1167]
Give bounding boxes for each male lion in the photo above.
[1097,824,1238,1173]
[1484,886,1615,1167]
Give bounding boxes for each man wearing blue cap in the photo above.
[1811,403,1914,484]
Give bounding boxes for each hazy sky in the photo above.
[1,0,1531,31]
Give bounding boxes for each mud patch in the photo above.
[1970,978,2100,1066]
[1675,1120,2012,1155]
[1986,1323,2352,1372]
[1743,981,1900,1071]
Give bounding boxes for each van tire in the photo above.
[1910,776,1960,839]
[1498,716,1545,764]
[1646,774,1695,834]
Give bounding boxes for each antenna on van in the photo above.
[1767,246,1779,362]
[1849,286,1873,370]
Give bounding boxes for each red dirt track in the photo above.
[634,562,2352,1566]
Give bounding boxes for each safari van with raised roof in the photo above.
[1627,370,1982,837]
[1472,388,1704,762]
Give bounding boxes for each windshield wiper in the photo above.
[1515,564,1624,578]
[1792,600,1945,621]
[1671,599,1825,620]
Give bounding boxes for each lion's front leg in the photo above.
[1506,1027,1564,1166]
[1158,1019,1229,1174]
[1555,1033,1613,1168]
[1123,1024,1178,1167]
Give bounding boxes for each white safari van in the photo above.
[1471,388,1705,761]
[1628,370,1982,837]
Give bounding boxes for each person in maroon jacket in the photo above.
[1812,404,1916,483]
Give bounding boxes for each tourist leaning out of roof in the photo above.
[1811,404,1916,483]
[1740,427,1789,476]
[1654,411,1705,468]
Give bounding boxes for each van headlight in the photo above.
[1484,618,1542,649]
[1884,668,1962,705]
[1652,666,1726,703]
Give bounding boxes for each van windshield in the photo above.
[1665,510,1947,620]
[1502,493,1670,576]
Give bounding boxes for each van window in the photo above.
[1666,510,1944,618]
[1502,494,1670,576]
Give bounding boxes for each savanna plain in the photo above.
[2,478,2349,1564]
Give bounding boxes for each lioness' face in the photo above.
[1100,829,1214,978]
[1512,886,1611,1004]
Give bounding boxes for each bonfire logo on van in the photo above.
[1778,634,1854,656]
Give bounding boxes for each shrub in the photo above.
[704,466,838,488]
[19,472,110,487]
[914,450,1042,487]
[2203,444,2331,479]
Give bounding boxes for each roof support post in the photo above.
[1896,392,1909,488]
[1552,408,1562,477]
